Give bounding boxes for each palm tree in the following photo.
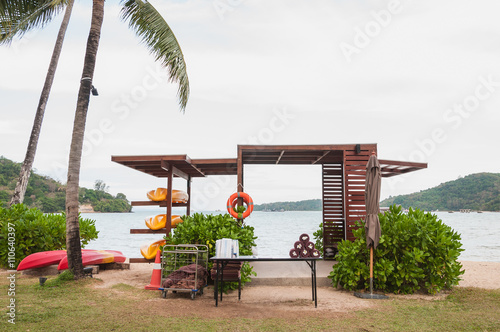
[3,0,190,278]
[1,0,75,206]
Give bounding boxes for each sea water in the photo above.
[83,209,500,262]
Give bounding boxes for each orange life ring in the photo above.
[227,192,254,219]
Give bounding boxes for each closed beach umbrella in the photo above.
[365,153,381,249]
[354,151,387,299]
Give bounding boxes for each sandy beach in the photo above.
[4,260,496,320]
[69,260,498,316]
[92,260,500,289]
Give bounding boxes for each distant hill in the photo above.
[254,199,321,211]
[0,156,131,213]
[380,172,500,211]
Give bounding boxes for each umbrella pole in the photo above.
[354,244,388,299]
[370,246,374,295]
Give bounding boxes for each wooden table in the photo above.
[211,256,321,308]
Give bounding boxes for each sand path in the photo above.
[82,260,499,315]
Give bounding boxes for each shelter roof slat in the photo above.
[111,145,427,179]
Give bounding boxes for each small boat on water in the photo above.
[145,214,183,230]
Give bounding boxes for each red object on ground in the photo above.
[57,250,126,270]
[145,249,162,290]
[17,250,69,271]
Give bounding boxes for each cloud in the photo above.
[2,0,500,208]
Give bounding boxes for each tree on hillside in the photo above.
[1,0,75,206]
[94,179,109,193]
[3,0,190,278]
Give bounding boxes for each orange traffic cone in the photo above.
[145,249,162,290]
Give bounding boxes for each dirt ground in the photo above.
[80,260,500,318]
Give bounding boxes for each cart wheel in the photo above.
[191,292,196,300]
[161,290,167,298]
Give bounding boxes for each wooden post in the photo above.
[342,150,347,241]
[237,146,244,224]
[165,163,173,237]
[369,245,374,294]
[186,175,191,216]
[237,145,244,193]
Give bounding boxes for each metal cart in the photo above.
[160,244,209,300]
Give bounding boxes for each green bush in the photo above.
[0,204,99,268]
[166,213,257,291]
[313,222,323,255]
[329,205,464,294]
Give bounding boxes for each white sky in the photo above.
[1,0,500,210]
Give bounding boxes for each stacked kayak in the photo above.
[16,249,126,271]
[147,188,188,203]
[17,250,70,271]
[140,188,188,259]
[58,250,126,270]
[140,239,166,260]
[145,214,183,230]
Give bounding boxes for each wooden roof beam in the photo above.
[161,160,195,180]
[312,151,330,164]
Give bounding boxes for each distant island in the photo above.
[381,172,500,211]
[0,156,132,213]
[253,173,500,212]
[254,199,321,212]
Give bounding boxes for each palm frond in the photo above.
[120,0,189,112]
[0,0,68,45]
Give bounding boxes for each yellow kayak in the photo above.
[147,188,189,203]
[145,214,183,230]
[140,239,166,260]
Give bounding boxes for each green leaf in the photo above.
[120,0,189,111]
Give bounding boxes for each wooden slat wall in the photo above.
[322,163,344,253]
[344,149,370,241]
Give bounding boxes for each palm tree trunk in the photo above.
[65,0,104,279]
[9,0,75,206]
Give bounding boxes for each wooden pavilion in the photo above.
[112,144,426,262]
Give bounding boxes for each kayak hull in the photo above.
[147,188,188,203]
[145,214,183,230]
[17,250,68,271]
[140,239,166,260]
[57,250,126,270]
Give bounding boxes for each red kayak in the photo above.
[17,250,69,271]
[57,250,126,270]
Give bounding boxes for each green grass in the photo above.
[1,273,499,331]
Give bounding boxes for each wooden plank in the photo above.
[129,258,154,263]
[130,229,169,234]
[130,201,188,207]
[111,154,188,162]
[378,159,427,169]
[240,144,377,153]
[166,166,173,236]
[161,160,190,180]
[237,146,244,192]
[323,162,345,246]
[186,175,191,216]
